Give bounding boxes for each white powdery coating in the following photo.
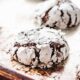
[10,27,69,69]
[34,0,80,29]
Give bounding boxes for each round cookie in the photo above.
[10,27,69,69]
[34,0,80,29]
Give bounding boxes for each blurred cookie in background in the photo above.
[34,0,80,30]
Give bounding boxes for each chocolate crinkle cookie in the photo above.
[34,0,80,29]
[9,27,69,69]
